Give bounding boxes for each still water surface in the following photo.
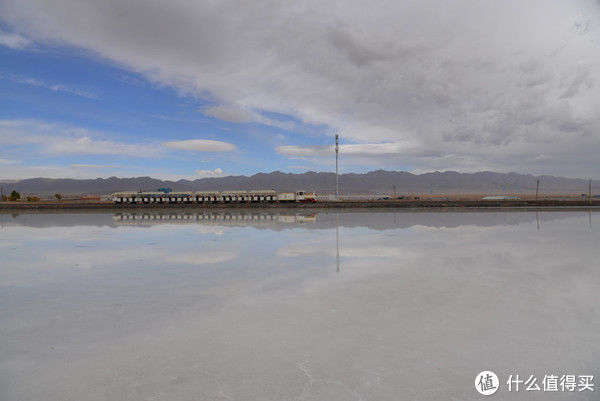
[1,209,599,400]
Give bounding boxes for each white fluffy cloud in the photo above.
[0,120,236,179]
[1,1,600,176]
[195,168,225,178]
[164,139,236,152]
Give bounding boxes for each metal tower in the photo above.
[335,134,339,199]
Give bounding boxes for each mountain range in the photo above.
[0,170,597,196]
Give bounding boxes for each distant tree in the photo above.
[8,190,21,201]
[55,193,63,201]
[0,194,7,201]
[26,196,41,202]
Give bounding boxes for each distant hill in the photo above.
[0,170,597,196]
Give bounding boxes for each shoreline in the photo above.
[1,199,599,210]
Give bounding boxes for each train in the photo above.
[111,190,317,204]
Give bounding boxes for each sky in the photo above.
[0,0,599,180]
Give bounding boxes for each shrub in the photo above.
[0,194,7,201]
[26,196,41,202]
[8,190,21,201]
[55,193,63,201]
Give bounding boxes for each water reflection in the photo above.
[336,213,340,273]
[113,210,318,226]
[1,208,596,230]
[1,209,599,401]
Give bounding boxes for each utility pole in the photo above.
[335,134,339,200]
[393,185,396,198]
[535,179,539,201]
[589,179,592,207]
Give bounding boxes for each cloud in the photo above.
[0,29,31,49]
[0,162,229,181]
[0,73,98,99]
[170,251,235,265]
[70,163,119,168]
[195,168,225,178]
[164,139,236,152]
[0,120,233,179]
[48,84,97,99]
[49,136,158,156]
[203,105,296,130]
[276,142,417,158]
[134,168,230,181]
[277,145,330,158]
[276,141,437,169]
[203,106,253,123]
[2,1,600,176]
[0,163,119,180]
[0,119,161,157]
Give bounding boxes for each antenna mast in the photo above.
[335,134,339,199]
